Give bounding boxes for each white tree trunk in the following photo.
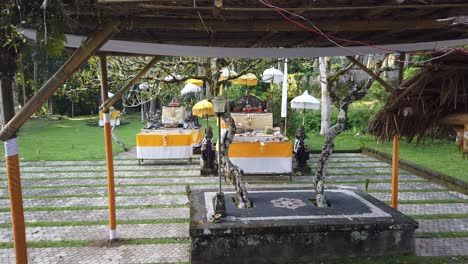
[319,57,331,135]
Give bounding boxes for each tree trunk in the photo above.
[314,60,385,207]
[220,110,251,208]
[20,56,26,106]
[319,57,331,135]
[33,60,38,95]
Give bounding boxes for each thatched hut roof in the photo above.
[368,51,468,142]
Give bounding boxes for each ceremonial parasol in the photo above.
[192,99,215,126]
[232,73,258,86]
[181,83,202,95]
[291,91,320,125]
[262,68,284,83]
[185,78,204,87]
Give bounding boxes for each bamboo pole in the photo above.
[391,53,405,210]
[391,134,400,209]
[100,56,160,112]
[1,76,28,264]
[99,55,117,240]
[0,20,120,141]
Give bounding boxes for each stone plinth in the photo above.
[189,188,418,264]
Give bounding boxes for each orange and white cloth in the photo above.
[228,141,292,174]
[136,132,193,159]
[99,111,121,127]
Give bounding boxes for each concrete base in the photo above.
[190,187,418,264]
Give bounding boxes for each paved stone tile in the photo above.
[416,238,468,256]
[327,182,445,191]
[0,177,216,188]
[417,219,468,233]
[0,185,190,197]
[399,203,468,215]
[0,164,199,173]
[0,244,190,263]
[0,208,189,223]
[3,169,201,180]
[310,162,390,168]
[309,157,380,162]
[295,175,424,182]
[0,224,189,242]
[370,191,467,201]
[0,195,188,209]
[327,167,408,174]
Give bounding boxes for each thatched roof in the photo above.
[368,51,468,142]
[40,1,468,48]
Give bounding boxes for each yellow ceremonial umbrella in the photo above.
[232,73,258,86]
[192,99,215,126]
[185,78,204,87]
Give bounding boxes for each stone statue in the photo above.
[146,110,161,129]
[184,110,200,129]
[201,126,216,171]
[294,126,309,168]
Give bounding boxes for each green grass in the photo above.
[306,131,467,183]
[0,114,144,160]
[410,214,468,219]
[0,192,187,200]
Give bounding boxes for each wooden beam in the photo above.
[100,56,160,112]
[115,17,447,32]
[346,56,396,93]
[0,20,120,142]
[133,3,468,12]
[250,31,278,48]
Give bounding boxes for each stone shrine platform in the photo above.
[190,187,418,264]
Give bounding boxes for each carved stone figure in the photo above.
[200,126,216,171]
[294,126,309,168]
[183,110,200,129]
[220,111,251,208]
[146,110,161,129]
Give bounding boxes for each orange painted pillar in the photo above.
[5,137,28,263]
[100,55,117,240]
[391,134,400,209]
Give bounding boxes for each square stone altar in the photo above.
[189,187,418,264]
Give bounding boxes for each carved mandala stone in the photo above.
[270,197,306,210]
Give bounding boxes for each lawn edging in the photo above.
[362,147,468,195]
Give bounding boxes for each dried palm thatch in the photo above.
[369,52,468,143]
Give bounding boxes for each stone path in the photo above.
[0,152,466,263]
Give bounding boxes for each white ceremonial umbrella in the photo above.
[291,90,320,125]
[262,68,284,83]
[181,82,202,95]
[163,74,182,81]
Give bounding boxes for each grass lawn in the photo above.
[0,114,465,183]
[306,131,467,183]
[0,112,144,161]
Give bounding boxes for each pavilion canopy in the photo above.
[35,1,468,50]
